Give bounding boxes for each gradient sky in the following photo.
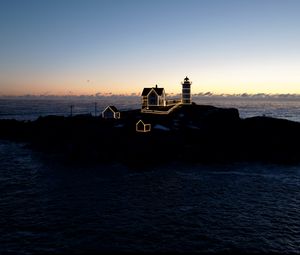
[1,0,300,95]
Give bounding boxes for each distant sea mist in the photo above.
[0,95,300,122]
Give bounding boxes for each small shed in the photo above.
[102,106,120,119]
[136,120,151,132]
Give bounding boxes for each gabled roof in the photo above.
[136,120,150,126]
[136,120,151,132]
[103,105,119,113]
[141,87,165,96]
[136,120,146,125]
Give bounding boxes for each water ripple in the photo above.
[1,141,300,253]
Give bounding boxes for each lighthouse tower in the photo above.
[181,76,192,104]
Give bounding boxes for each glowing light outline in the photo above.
[136,120,151,132]
[102,106,121,119]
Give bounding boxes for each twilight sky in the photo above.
[1,0,300,95]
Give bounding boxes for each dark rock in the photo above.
[0,104,299,165]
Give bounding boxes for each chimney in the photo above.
[155,84,158,88]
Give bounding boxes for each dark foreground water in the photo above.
[1,141,300,254]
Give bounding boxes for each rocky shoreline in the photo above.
[1,103,300,165]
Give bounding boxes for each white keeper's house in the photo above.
[140,77,192,113]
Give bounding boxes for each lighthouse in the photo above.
[181,76,192,104]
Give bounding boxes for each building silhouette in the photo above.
[141,85,166,109]
[102,106,120,119]
[136,120,151,132]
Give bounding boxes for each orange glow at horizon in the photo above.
[2,81,300,96]
[1,63,300,96]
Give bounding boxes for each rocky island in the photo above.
[0,102,300,166]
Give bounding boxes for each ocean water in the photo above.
[1,96,300,253]
[0,140,300,254]
[0,97,140,121]
[0,96,300,122]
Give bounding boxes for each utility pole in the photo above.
[70,105,74,117]
[94,102,97,117]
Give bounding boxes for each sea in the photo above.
[1,96,300,254]
[0,96,300,122]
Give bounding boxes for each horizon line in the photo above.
[1,92,300,98]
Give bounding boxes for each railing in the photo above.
[166,99,181,106]
[141,102,181,115]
